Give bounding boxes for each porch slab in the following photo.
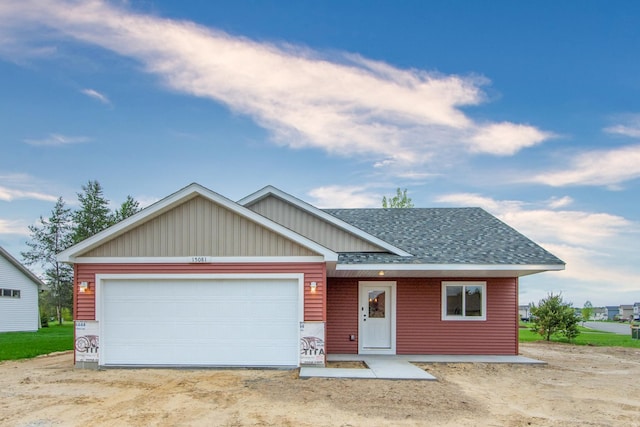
[300,356,436,380]
[300,354,545,380]
[328,354,546,365]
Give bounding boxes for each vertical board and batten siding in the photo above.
[327,277,519,355]
[0,254,39,332]
[246,195,384,253]
[83,196,317,258]
[74,263,326,322]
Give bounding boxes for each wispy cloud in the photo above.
[81,88,111,105]
[0,218,30,235]
[604,114,640,138]
[0,174,59,202]
[435,192,638,287]
[0,185,58,202]
[529,144,640,187]
[0,0,553,171]
[23,133,90,147]
[308,185,381,208]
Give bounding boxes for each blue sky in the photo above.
[1,0,638,307]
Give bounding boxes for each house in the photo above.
[634,303,640,321]
[0,246,43,332]
[619,305,634,321]
[57,183,565,369]
[519,304,531,321]
[592,307,607,321]
[605,306,619,321]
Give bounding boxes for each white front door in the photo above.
[358,281,396,354]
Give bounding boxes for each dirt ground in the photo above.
[1,342,639,427]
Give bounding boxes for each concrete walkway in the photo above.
[299,354,544,380]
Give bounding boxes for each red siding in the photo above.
[74,262,326,322]
[326,277,519,355]
[326,279,358,354]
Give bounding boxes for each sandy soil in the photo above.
[1,342,639,427]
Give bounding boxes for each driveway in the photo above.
[583,321,633,335]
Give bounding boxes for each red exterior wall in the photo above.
[74,262,326,322]
[326,277,519,355]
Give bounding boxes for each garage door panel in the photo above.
[101,278,300,367]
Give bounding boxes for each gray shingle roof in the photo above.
[323,207,564,266]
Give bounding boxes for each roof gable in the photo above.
[239,186,412,257]
[58,183,338,262]
[83,195,318,258]
[0,246,44,288]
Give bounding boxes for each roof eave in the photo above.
[330,263,565,278]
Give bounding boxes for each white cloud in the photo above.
[308,185,380,208]
[604,114,640,138]
[0,218,30,235]
[81,88,111,105]
[23,133,90,147]
[545,196,573,209]
[530,144,640,187]
[0,0,553,169]
[436,192,639,292]
[468,122,554,156]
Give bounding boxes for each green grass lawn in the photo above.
[0,322,74,361]
[520,325,640,348]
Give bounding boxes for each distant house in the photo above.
[0,246,43,332]
[619,305,634,321]
[634,303,640,321]
[518,305,531,321]
[592,307,607,321]
[605,306,619,321]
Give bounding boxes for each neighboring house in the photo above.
[634,303,640,321]
[519,305,531,321]
[592,307,607,321]
[57,183,565,369]
[0,246,42,333]
[605,306,619,321]
[619,305,634,321]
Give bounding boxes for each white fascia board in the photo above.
[336,263,566,272]
[239,186,413,257]
[57,183,338,263]
[69,256,326,264]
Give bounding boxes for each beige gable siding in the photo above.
[83,196,318,257]
[246,195,384,252]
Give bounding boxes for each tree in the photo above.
[112,195,141,224]
[72,180,112,244]
[530,292,580,342]
[22,197,74,325]
[382,188,414,208]
[581,300,594,322]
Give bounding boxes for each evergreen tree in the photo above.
[72,180,112,244]
[22,197,74,325]
[112,195,141,223]
[530,293,580,342]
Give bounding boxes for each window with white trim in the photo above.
[0,288,21,298]
[441,281,486,320]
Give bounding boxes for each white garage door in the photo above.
[100,277,300,367]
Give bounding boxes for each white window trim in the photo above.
[441,281,487,321]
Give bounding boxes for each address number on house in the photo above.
[189,256,210,263]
